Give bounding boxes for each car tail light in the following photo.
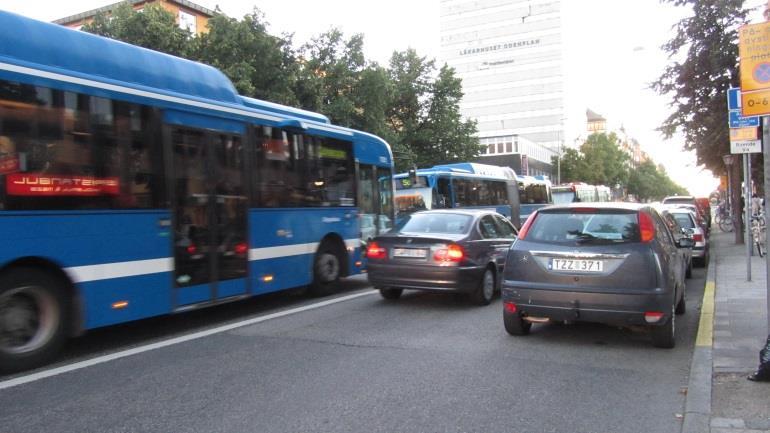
[434,244,465,262]
[234,242,248,255]
[504,301,517,313]
[693,233,704,242]
[186,244,197,255]
[366,242,387,260]
[644,311,664,323]
[639,211,655,243]
[517,212,538,240]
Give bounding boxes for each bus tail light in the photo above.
[434,244,464,262]
[639,211,655,243]
[517,212,538,240]
[234,242,248,255]
[366,242,387,260]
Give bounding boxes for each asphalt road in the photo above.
[0,269,706,433]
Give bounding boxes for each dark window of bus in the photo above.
[454,178,484,206]
[377,166,394,232]
[253,126,354,207]
[486,180,509,205]
[519,182,549,204]
[0,80,163,210]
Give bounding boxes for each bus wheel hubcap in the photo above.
[317,253,339,283]
[0,286,58,354]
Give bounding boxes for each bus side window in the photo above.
[434,177,451,208]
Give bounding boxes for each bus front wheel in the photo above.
[0,268,69,373]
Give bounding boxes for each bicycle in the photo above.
[751,212,766,257]
[716,202,734,232]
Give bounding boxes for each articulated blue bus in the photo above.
[516,175,552,223]
[0,11,394,371]
[394,162,520,227]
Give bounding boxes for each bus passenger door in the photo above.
[170,126,248,308]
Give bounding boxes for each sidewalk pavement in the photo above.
[683,230,770,433]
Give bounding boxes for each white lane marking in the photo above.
[0,290,377,391]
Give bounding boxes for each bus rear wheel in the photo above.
[0,268,69,373]
[309,242,343,297]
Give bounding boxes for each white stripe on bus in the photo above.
[0,289,377,391]
[0,62,354,136]
[64,239,361,283]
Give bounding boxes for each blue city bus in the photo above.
[517,175,552,223]
[0,11,394,371]
[394,162,520,227]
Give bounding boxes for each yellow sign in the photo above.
[741,88,770,116]
[739,22,770,92]
[729,126,758,142]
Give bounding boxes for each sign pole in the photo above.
[745,153,753,281]
[765,115,770,334]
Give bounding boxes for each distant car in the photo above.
[667,207,708,267]
[501,203,692,348]
[366,209,517,305]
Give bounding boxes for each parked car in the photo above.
[366,209,517,305]
[657,207,695,278]
[663,195,710,231]
[501,203,692,348]
[666,207,709,267]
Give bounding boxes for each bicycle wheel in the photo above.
[719,217,734,232]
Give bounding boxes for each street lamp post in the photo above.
[723,154,734,209]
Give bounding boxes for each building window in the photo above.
[178,10,196,33]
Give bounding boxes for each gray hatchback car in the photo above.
[501,203,692,348]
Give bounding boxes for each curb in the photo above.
[681,258,716,433]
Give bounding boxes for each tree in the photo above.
[653,0,747,173]
[82,2,191,57]
[627,160,689,201]
[192,9,298,105]
[551,148,586,183]
[578,133,629,187]
[386,50,478,171]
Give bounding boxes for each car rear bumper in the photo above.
[367,262,486,292]
[692,246,706,258]
[502,282,673,326]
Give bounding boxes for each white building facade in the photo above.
[440,0,563,174]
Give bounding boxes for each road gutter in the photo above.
[681,260,716,433]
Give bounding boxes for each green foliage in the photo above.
[82,4,478,172]
[82,2,190,57]
[386,50,479,171]
[191,9,298,105]
[627,160,689,201]
[555,133,687,200]
[653,0,747,174]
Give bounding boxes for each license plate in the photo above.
[549,258,604,272]
[393,248,427,258]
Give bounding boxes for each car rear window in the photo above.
[526,210,640,244]
[672,213,695,229]
[396,213,473,235]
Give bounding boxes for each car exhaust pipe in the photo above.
[523,316,550,324]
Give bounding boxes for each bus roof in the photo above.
[0,11,240,104]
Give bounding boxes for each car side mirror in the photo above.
[677,237,694,248]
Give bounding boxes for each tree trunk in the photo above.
[732,161,744,244]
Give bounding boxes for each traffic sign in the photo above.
[730,126,759,141]
[729,110,760,127]
[731,139,762,154]
[741,88,770,117]
[728,87,741,110]
[740,22,770,92]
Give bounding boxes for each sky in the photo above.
[3,0,766,197]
